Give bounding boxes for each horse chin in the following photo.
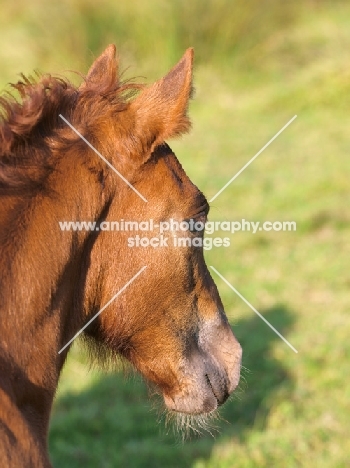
[163,392,219,416]
[162,393,221,438]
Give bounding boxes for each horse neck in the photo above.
[0,162,104,433]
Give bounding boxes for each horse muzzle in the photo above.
[163,319,242,414]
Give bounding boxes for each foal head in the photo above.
[0,44,242,431]
[71,45,242,421]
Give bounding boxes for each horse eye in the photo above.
[188,213,207,234]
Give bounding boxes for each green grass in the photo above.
[1,1,350,466]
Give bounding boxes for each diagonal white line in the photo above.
[210,266,298,353]
[58,266,147,354]
[209,115,297,203]
[59,114,148,202]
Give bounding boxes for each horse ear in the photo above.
[130,48,194,149]
[79,44,118,91]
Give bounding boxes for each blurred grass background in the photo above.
[1,0,349,466]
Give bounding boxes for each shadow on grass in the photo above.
[49,305,295,468]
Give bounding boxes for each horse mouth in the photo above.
[162,367,238,415]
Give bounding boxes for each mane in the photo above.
[0,72,142,193]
